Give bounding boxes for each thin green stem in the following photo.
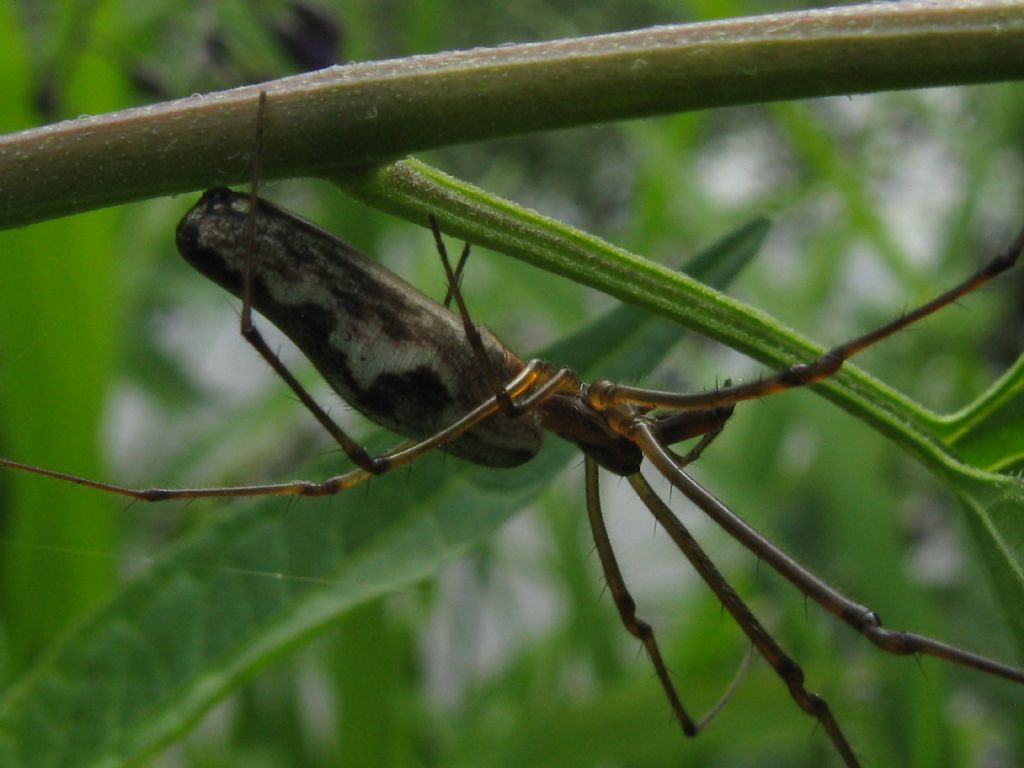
[337,158,1002,489]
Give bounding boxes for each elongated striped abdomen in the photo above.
[176,189,543,468]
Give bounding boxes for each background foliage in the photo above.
[0,1,1022,766]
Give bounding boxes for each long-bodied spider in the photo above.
[2,92,1023,767]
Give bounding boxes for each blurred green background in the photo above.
[0,1,1022,766]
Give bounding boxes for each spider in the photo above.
[3,92,1023,766]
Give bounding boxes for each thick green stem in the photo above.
[0,1,1022,227]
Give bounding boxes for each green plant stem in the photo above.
[340,159,999,487]
[1,1,1022,227]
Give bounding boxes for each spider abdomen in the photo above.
[176,189,544,468]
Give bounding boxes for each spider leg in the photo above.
[0,360,577,502]
[651,404,733,467]
[626,470,859,766]
[236,91,393,476]
[236,298,397,475]
[632,421,1024,684]
[442,240,471,308]
[585,457,758,736]
[429,216,518,415]
[584,457,701,735]
[587,228,1024,412]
